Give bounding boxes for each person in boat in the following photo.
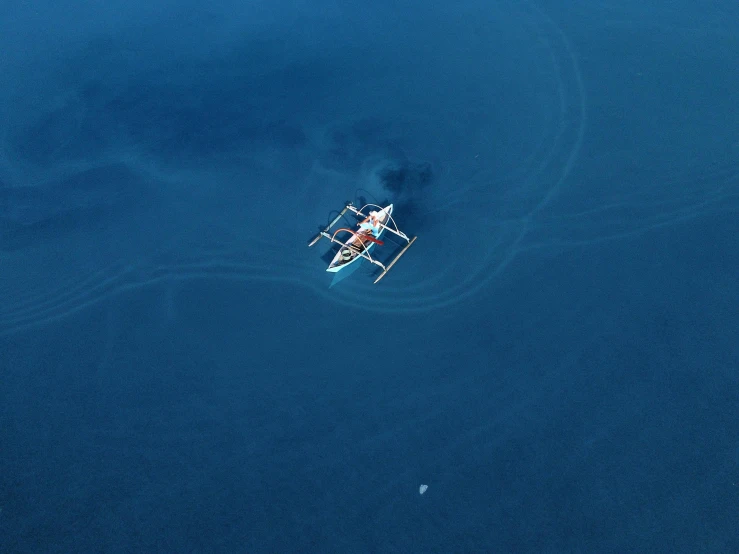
[358,210,382,237]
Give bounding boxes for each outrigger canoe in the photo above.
[326,204,393,272]
[308,202,417,283]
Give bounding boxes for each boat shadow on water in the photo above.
[328,256,363,288]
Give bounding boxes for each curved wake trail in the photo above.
[1,1,737,335]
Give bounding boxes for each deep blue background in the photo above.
[1,1,738,552]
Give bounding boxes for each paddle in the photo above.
[360,234,384,246]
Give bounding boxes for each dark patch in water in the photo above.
[0,164,151,250]
[9,34,310,169]
[378,162,433,195]
[377,161,434,229]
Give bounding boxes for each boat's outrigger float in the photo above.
[308,202,417,283]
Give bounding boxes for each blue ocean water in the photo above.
[1,0,738,552]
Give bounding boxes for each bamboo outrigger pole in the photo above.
[374,236,417,283]
[308,204,350,247]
